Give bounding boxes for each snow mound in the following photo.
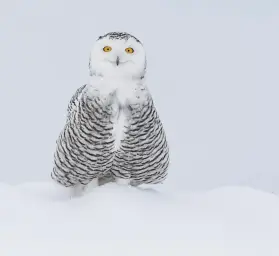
[1,182,279,256]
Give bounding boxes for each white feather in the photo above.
[112,107,127,151]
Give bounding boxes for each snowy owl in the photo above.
[51,32,170,195]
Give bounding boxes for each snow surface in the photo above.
[1,182,279,256]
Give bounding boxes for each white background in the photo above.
[0,0,278,193]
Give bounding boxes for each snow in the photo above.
[1,182,279,256]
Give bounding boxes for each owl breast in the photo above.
[111,106,128,151]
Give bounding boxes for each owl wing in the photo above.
[51,84,116,187]
[66,84,87,122]
[112,91,170,186]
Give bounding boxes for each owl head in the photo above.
[89,32,147,80]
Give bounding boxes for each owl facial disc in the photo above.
[89,32,147,79]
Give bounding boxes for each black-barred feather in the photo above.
[51,84,169,187]
[52,85,116,187]
[111,96,169,185]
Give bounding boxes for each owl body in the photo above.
[51,32,170,193]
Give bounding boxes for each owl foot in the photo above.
[69,184,86,199]
[115,178,130,186]
[82,178,99,194]
[69,178,99,198]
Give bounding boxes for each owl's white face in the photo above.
[89,33,146,79]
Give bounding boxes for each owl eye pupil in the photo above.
[125,47,134,54]
[103,46,112,52]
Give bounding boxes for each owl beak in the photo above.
[116,56,120,66]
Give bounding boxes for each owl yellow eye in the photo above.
[103,46,112,52]
[125,47,134,54]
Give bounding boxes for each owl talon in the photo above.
[115,178,131,186]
